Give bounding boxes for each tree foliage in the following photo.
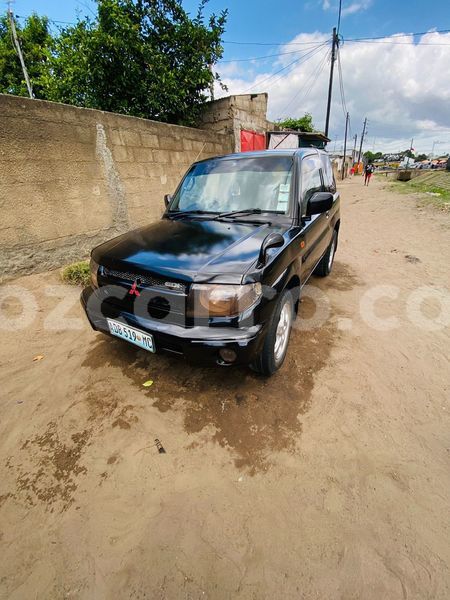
[363,151,383,162]
[277,114,315,132]
[0,0,227,125]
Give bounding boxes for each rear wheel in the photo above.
[314,229,337,277]
[250,289,294,376]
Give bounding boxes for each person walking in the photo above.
[364,162,374,186]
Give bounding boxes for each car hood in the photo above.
[93,217,286,284]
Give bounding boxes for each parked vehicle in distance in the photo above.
[81,149,341,375]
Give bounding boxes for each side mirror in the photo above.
[257,232,284,267]
[306,191,333,216]
[164,194,172,208]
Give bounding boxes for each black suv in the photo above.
[81,149,340,375]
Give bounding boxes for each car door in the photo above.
[299,153,330,280]
[319,151,338,247]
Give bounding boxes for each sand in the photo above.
[0,176,449,599]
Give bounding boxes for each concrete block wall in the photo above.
[0,94,233,279]
[200,93,273,152]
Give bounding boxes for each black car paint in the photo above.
[81,149,340,366]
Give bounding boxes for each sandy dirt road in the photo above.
[0,177,449,599]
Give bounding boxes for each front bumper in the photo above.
[80,286,265,366]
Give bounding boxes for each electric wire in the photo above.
[279,45,330,116]
[337,49,347,121]
[15,14,450,46]
[222,29,450,46]
[346,39,450,46]
[239,41,329,94]
[219,44,325,63]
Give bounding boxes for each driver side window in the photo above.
[301,155,323,213]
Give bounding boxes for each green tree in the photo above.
[363,151,383,162]
[0,13,53,98]
[277,114,315,132]
[416,153,428,161]
[48,0,227,125]
[1,0,227,126]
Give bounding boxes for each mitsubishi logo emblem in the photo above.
[129,280,141,296]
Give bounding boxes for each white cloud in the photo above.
[216,30,450,154]
[320,0,373,16]
[342,1,372,17]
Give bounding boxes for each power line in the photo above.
[255,43,329,95]
[346,39,450,46]
[222,29,450,47]
[16,15,76,25]
[344,29,450,41]
[223,39,328,47]
[14,14,450,46]
[239,41,329,94]
[279,45,330,115]
[336,48,352,139]
[219,44,327,64]
[337,49,347,121]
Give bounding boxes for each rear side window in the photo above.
[320,153,336,192]
[301,155,323,207]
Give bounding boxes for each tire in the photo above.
[250,289,294,376]
[314,229,337,277]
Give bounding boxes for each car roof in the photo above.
[195,148,325,164]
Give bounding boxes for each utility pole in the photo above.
[341,111,349,180]
[324,27,338,139]
[357,117,367,166]
[7,2,33,99]
[209,63,215,101]
[352,133,357,163]
[431,140,443,157]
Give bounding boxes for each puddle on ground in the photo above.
[325,261,363,291]
[3,390,140,510]
[5,423,90,511]
[80,263,361,473]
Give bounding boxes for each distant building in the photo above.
[328,151,354,179]
[267,130,330,150]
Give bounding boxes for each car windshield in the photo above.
[170,155,293,215]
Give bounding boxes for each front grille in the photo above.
[102,267,187,294]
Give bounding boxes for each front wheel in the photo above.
[250,289,294,376]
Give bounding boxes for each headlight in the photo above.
[90,257,100,288]
[188,283,262,317]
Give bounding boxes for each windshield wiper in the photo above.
[167,210,216,219]
[213,208,283,221]
[214,208,261,219]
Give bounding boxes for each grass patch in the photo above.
[61,260,90,286]
[389,172,450,210]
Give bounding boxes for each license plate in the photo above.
[107,319,155,353]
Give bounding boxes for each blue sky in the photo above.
[13,0,450,61]
[10,0,450,153]
[12,0,450,39]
